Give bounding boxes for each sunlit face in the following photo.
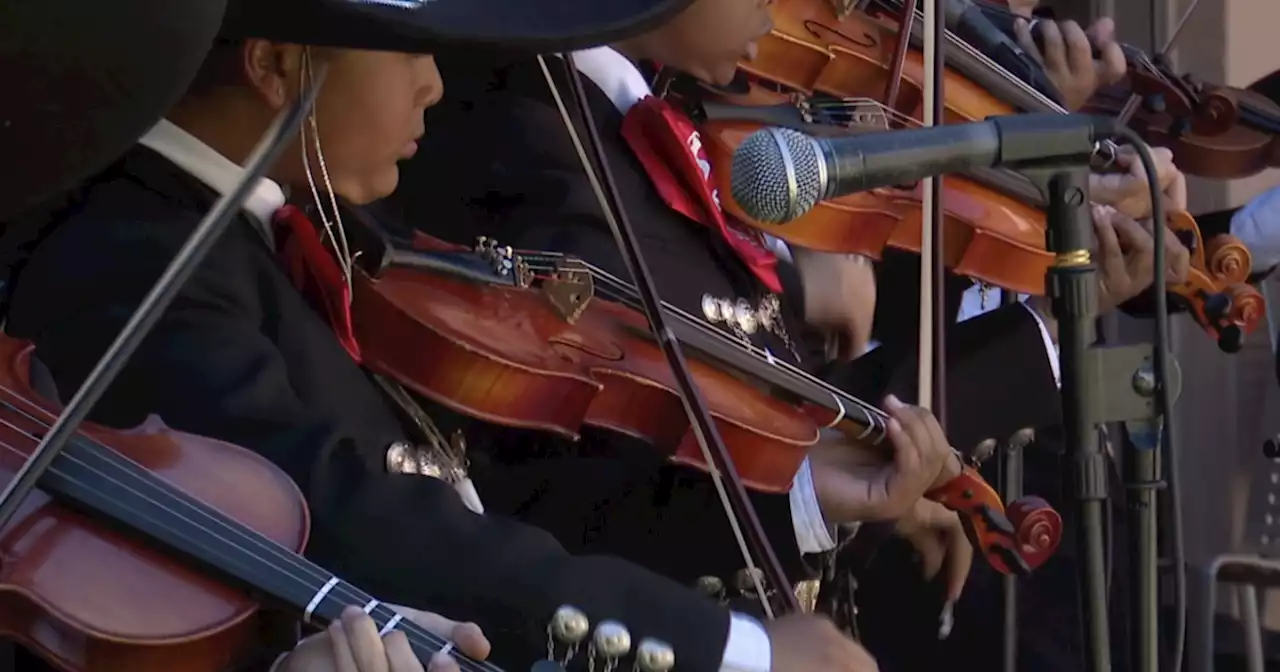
[300,50,441,204]
[644,0,775,86]
[236,44,442,205]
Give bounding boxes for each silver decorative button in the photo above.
[592,621,632,658]
[550,605,590,645]
[636,638,676,672]
[701,294,721,322]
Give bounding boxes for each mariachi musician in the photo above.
[4,4,492,672]
[0,0,888,671]
[855,4,1193,672]
[382,2,1193,672]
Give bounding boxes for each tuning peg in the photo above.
[971,438,997,464]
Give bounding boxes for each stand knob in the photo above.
[1263,436,1280,460]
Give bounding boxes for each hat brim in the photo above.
[219,0,694,53]
[0,1,227,220]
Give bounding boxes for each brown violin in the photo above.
[0,337,479,671]
[685,98,1265,350]
[349,232,1062,575]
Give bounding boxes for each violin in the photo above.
[967,5,1280,179]
[0,336,481,671]
[349,231,1063,576]
[683,96,1265,350]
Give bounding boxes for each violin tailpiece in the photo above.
[542,258,595,323]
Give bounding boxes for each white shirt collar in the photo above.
[137,118,287,245]
[567,47,654,115]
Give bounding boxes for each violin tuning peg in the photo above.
[1008,428,1036,451]
[972,438,997,464]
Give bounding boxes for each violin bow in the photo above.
[536,55,801,618]
[917,0,948,424]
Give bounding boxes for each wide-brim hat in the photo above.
[2,0,694,221]
[1,0,226,220]
[218,0,693,54]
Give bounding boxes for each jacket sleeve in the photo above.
[6,200,735,672]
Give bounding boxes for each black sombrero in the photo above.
[1,0,694,221]
[217,0,692,54]
[1,0,226,220]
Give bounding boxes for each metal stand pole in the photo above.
[1044,167,1111,672]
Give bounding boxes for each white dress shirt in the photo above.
[1231,184,1280,274]
[572,46,849,671]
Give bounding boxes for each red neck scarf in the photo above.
[272,204,362,362]
[619,95,782,293]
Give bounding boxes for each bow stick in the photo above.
[537,54,800,618]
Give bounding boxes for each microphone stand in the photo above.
[1043,167,1112,672]
[1039,166,1184,672]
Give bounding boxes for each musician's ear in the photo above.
[241,41,318,111]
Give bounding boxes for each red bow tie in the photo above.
[619,95,782,293]
[273,204,362,362]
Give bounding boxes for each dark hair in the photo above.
[183,39,247,98]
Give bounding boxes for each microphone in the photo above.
[729,113,1119,224]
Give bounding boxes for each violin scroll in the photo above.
[1007,496,1062,574]
[1204,234,1253,285]
[925,466,1063,576]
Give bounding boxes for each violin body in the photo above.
[1085,84,1280,180]
[354,235,1062,573]
[0,339,309,671]
[699,114,1052,295]
[744,0,1015,123]
[354,235,817,493]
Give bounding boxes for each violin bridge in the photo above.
[542,258,594,323]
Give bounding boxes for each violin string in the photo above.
[518,254,890,428]
[0,391,498,672]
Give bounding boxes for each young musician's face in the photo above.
[301,49,442,204]
[237,44,442,205]
[646,0,774,86]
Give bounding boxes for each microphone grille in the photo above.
[730,127,824,224]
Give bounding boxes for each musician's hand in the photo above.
[1015,17,1125,111]
[794,248,876,361]
[810,395,959,523]
[766,614,880,672]
[1090,145,1187,220]
[277,605,490,672]
[1028,206,1190,334]
[894,499,974,604]
[1007,0,1038,17]
[1095,205,1191,314]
